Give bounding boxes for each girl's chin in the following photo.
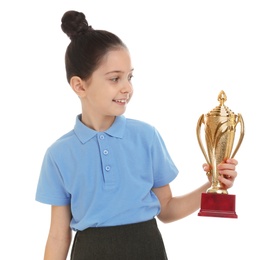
[114,107,127,116]
[114,111,126,116]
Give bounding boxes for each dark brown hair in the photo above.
[61,10,127,83]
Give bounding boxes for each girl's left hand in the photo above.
[203,158,238,189]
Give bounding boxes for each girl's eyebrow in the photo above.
[105,68,134,75]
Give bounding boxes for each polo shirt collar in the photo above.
[74,114,126,143]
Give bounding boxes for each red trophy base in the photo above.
[198,193,238,218]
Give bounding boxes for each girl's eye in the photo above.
[128,74,134,81]
[111,77,119,82]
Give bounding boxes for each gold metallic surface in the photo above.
[196,90,244,194]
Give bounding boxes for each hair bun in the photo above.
[61,10,92,40]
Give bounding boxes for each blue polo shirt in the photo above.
[35,115,178,231]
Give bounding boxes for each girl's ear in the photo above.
[70,76,86,97]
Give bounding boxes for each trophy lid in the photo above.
[206,90,235,117]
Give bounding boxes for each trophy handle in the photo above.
[231,113,245,158]
[196,114,210,165]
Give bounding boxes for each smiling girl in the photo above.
[35,10,238,260]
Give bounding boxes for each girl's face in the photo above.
[79,48,134,130]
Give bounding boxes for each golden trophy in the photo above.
[196,90,244,218]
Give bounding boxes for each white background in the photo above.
[1,0,277,259]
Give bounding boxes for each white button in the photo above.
[99,135,105,140]
[105,166,111,171]
[103,150,108,155]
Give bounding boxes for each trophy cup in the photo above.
[196,90,244,218]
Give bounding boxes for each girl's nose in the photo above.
[121,81,133,94]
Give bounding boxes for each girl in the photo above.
[36,10,238,260]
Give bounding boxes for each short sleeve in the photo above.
[35,148,71,206]
[151,128,179,188]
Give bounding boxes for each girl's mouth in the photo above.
[113,99,128,104]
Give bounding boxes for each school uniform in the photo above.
[36,114,178,259]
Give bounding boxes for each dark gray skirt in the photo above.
[70,218,168,260]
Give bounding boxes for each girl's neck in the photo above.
[81,113,116,132]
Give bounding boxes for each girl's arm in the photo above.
[44,205,72,260]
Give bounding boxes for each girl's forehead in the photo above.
[104,48,130,61]
[98,48,132,72]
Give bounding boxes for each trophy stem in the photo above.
[207,163,228,194]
